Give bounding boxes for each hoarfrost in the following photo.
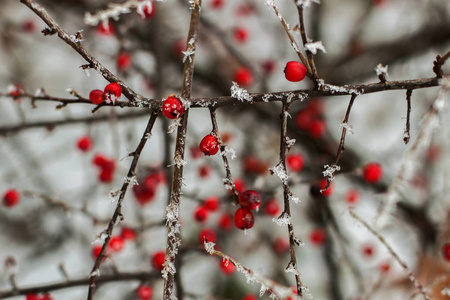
[220,145,237,159]
[204,241,216,254]
[231,82,253,102]
[124,175,138,187]
[34,88,44,97]
[82,68,91,77]
[167,155,187,168]
[269,162,288,185]
[305,41,327,54]
[285,137,296,149]
[317,79,361,95]
[296,0,320,7]
[182,47,195,63]
[90,268,100,278]
[375,63,389,78]
[272,212,292,226]
[262,94,271,102]
[340,122,354,134]
[291,42,301,53]
[145,132,152,139]
[69,30,84,44]
[223,178,233,191]
[285,261,299,275]
[108,189,121,202]
[289,192,300,204]
[168,118,182,133]
[94,231,109,243]
[260,284,268,297]
[441,288,450,296]
[323,164,340,179]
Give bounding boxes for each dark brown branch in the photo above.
[163,1,202,299]
[19,0,144,105]
[87,111,159,300]
[296,4,319,80]
[403,90,412,144]
[432,50,450,78]
[333,94,357,166]
[0,271,158,299]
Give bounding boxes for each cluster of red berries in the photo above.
[194,196,220,224]
[92,153,116,183]
[162,96,184,119]
[89,83,122,105]
[234,190,261,230]
[3,189,20,208]
[133,170,166,206]
[92,227,137,260]
[295,98,327,139]
[25,293,53,300]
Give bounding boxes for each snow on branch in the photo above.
[305,41,327,54]
[231,82,253,102]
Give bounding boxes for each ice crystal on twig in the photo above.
[323,164,340,180]
[296,0,320,7]
[317,79,361,95]
[168,118,182,133]
[182,47,195,63]
[93,231,109,243]
[204,241,216,254]
[262,94,271,102]
[269,162,288,185]
[89,268,100,278]
[144,132,152,139]
[285,261,300,275]
[223,178,233,191]
[272,212,292,226]
[375,63,389,77]
[305,41,327,54]
[124,175,138,187]
[220,145,237,159]
[340,122,354,134]
[231,82,253,102]
[108,189,121,202]
[168,155,187,169]
[289,192,300,204]
[285,137,296,150]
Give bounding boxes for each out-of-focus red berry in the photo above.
[318,179,333,197]
[151,250,165,271]
[363,162,382,183]
[309,228,326,246]
[273,236,289,255]
[194,206,209,223]
[77,136,93,152]
[218,213,233,231]
[109,236,125,252]
[346,189,359,205]
[264,198,280,216]
[286,153,304,172]
[234,27,248,43]
[220,259,235,275]
[233,67,253,87]
[97,21,115,36]
[137,285,153,300]
[204,196,219,212]
[121,227,137,241]
[199,228,217,243]
[3,189,20,207]
[117,52,132,72]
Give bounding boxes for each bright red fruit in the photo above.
[234,207,255,230]
[309,119,326,139]
[211,0,224,9]
[142,1,156,19]
[162,96,184,119]
[284,61,307,82]
[77,136,92,152]
[273,237,289,255]
[92,244,108,261]
[346,189,359,205]
[121,227,137,241]
[233,67,253,87]
[137,285,153,300]
[238,190,261,210]
[379,261,390,273]
[234,178,245,194]
[243,294,258,300]
[264,198,280,216]
[26,294,39,300]
[218,213,233,231]
[262,60,276,74]
[151,251,165,271]
[198,165,211,178]
[362,244,374,257]
[89,89,105,105]
[200,134,220,156]
[99,168,114,183]
[309,228,326,246]
[194,206,209,223]
[286,153,304,172]
[104,83,122,101]
[442,243,450,262]
[117,51,131,71]
[363,162,382,183]
[109,236,125,252]
[133,183,155,205]
[220,259,235,275]
[97,21,115,36]
[234,27,248,43]
[199,228,217,243]
[204,196,219,212]
[40,294,53,300]
[7,83,25,97]
[318,179,333,197]
[3,189,20,207]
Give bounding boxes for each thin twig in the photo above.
[432,50,450,78]
[87,111,159,300]
[403,90,412,144]
[296,4,319,80]
[349,210,430,300]
[333,94,357,166]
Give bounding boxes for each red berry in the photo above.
[26,294,40,300]
[93,153,108,167]
[3,189,20,207]
[346,189,359,205]
[137,285,153,300]
[234,27,248,43]
[362,244,374,257]
[199,134,220,156]
[372,0,387,6]
[151,250,165,271]
[104,83,122,101]
[198,165,211,178]
[309,228,326,246]
[295,108,314,131]
[77,136,92,152]
[236,4,253,16]
[89,89,105,105]
[99,169,114,183]
[211,0,224,9]
[190,146,202,159]
[234,178,245,194]
[318,179,333,197]
[238,190,261,211]
[117,52,132,71]
[243,294,258,300]
[97,21,115,36]
[308,98,325,115]
[262,60,276,74]
[264,198,280,216]
[194,206,209,223]
[272,237,289,255]
[133,184,155,206]
[40,294,53,300]
[22,20,35,33]
[141,0,156,19]
[92,244,108,261]
[379,261,390,273]
[220,259,235,275]
[442,243,450,262]
[172,39,187,60]
[204,196,219,212]
[109,236,125,252]
[309,119,326,139]
[284,61,307,82]
[218,213,233,231]
[162,96,184,119]
[234,207,255,230]
[221,132,232,143]
[286,153,304,172]
[363,162,382,183]
[199,228,217,244]
[121,227,137,241]
[233,67,253,87]
[8,83,25,97]
[243,156,268,175]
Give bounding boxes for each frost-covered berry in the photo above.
[3,189,20,207]
[238,190,261,211]
[117,51,131,71]
[109,236,125,252]
[218,213,233,231]
[234,207,255,230]
[151,250,165,271]
[194,206,209,223]
[121,227,137,241]
[89,89,105,105]
[363,162,382,183]
[200,134,220,156]
[286,153,304,172]
[77,136,92,152]
[284,61,307,82]
[104,83,122,101]
[199,227,217,244]
[162,96,184,119]
[264,198,280,216]
[137,285,153,300]
[220,259,235,275]
[443,243,450,262]
[309,228,326,246]
[233,67,253,87]
[234,27,248,43]
[204,196,219,212]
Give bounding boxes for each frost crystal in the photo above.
[145,132,152,139]
[441,288,450,296]
[305,41,327,54]
[82,68,91,77]
[182,47,195,63]
[34,88,44,97]
[94,231,109,242]
[323,164,340,179]
[220,145,237,159]
[204,241,216,255]
[285,137,296,149]
[168,118,182,133]
[296,0,320,7]
[168,155,187,168]
[262,94,271,102]
[289,192,300,204]
[69,30,84,44]
[90,268,100,278]
[223,178,233,191]
[269,162,288,185]
[291,42,301,53]
[260,284,268,297]
[108,189,121,202]
[125,175,138,187]
[317,79,361,95]
[285,261,299,275]
[231,82,253,102]
[340,122,354,134]
[375,63,389,78]
[272,212,292,226]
